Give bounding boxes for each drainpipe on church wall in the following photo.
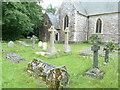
[87,16,89,41]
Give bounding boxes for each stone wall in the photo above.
[58,2,76,42]
[88,13,118,43]
[39,14,51,42]
[53,3,118,43]
[74,13,88,42]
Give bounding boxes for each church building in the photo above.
[40,1,119,43]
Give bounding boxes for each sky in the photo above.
[41,0,63,9]
[40,0,119,9]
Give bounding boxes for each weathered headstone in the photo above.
[103,45,110,64]
[42,42,47,51]
[3,53,26,63]
[27,59,70,88]
[38,41,43,47]
[31,35,37,50]
[47,26,57,55]
[63,27,71,53]
[86,42,105,78]
[8,41,14,47]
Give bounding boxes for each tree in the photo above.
[2,2,43,40]
[45,4,56,14]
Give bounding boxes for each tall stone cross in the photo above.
[31,35,36,50]
[47,26,57,55]
[63,27,71,53]
[91,42,100,68]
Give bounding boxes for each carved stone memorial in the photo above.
[47,26,57,55]
[63,27,71,53]
[86,42,105,78]
[31,35,37,50]
[103,45,110,64]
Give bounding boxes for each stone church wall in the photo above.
[88,13,118,43]
[74,13,88,42]
[58,2,77,43]
[56,2,118,43]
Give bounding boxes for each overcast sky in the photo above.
[41,0,63,9]
[40,0,119,9]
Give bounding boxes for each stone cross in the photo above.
[103,45,109,63]
[63,27,71,53]
[91,42,100,68]
[47,26,57,55]
[31,35,36,50]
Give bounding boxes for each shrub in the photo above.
[107,40,116,52]
[89,34,101,44]
[83,40,89,43]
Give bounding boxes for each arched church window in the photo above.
[96,18,102,33]
[64,15,69,30]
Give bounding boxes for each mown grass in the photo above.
[1,40,118,88]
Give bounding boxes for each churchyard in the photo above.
[1,39,118,88]
[1,2,119,89]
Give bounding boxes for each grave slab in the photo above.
[3,53,26,63]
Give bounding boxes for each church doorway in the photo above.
[55,33,59,41]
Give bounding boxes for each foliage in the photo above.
[45,4,56,14]
[83,40,89,43]
[89,34,101,44]
[2,41,118,88]
[107,40,116,52]
[2,2,43,41]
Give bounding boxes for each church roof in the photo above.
[72,2,119,16]
[47,13,60,29]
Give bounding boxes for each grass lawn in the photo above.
[1,40,118,88]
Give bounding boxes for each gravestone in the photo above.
[18,41,30,46]
[103,45,110,64]
[47,26,57,55]
[42,42,47,51]
[38,41,43,47]
[62,27,71,53]
[31,35,37,50]
[27,59,70,88]
[3,53,26,63]
[8,41,14,47]
[91,42,100,68]
[86,42,105,78]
